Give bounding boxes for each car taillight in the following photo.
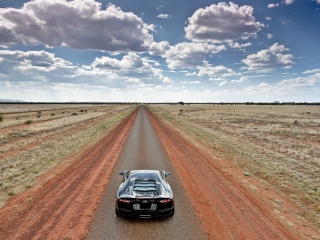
[160,199,171,204]
[119,199,130,204]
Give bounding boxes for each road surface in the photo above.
[86,105,207,240]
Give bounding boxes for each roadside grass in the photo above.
[0,105,137,208]
[148,104,320,228]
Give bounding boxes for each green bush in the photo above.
[0,113,3,122]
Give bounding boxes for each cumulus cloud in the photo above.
[303,69,320,74]
[240,72,320,97]
[197,62,238,78]
[219,81,229,86]
[228,42,252,49]
[279,73,320,87]
[92,52,171,84]
[242,43,295,71]
[185,72,197,76]
[0,50,170,86]
[268,3,280,8]
[231,77,250,83]
[164,42,226,69]
[0,0,163,53]
[0,50,74,75]
[185,2,264,43]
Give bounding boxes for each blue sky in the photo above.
[0,0,319,102]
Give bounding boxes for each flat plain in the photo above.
[150,104,320,230]
[0,103,319,239]
[0,104,135,207]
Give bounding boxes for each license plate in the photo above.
[151,203,157,210]
[133,203,140,210]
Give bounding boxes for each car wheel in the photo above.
[170,208,174,216]
[115,208,119,216]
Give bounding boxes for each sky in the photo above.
[0,0,319,102]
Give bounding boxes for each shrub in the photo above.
[0,113,3,122]
[0,134,8,143]
[25,120,33,124]
[51,113,55,116]
[36,111,41,118]
[71,113,78,116]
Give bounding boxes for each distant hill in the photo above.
[0,99,25,102]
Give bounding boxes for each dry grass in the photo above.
[149,104,320,226]
[0,104,136,208]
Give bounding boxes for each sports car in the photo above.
[115,170,174,218]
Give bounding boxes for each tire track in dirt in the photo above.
[0,107,138,239]
[146,107,319,239]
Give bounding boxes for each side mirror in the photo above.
[119,172,124,176]
[165,172,171,177]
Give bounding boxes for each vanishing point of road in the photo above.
[86,105,207,239]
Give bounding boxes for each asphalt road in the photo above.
[86,106,207,240]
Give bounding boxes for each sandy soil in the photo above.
[0,108,138,239]
[149,104,320,229]
[0,105,134,208]
[147,107,320,239]
[0,104,319,239]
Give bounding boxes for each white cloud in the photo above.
[149,41,170,56]
[185,72,197,76]
[0,0,161,53]
[278,73,320,87]
[231,77,250,83]
[180,81,200,84]
[92,52,171,84]
[265,17,272,20]
[157,14,171,18]
[198,62,238,77]
[285,0,294,4]
[209,77,225,81]
[185,2,264,43]
[268,3,280,8]
[267,34,273,39]
[0,50,75,76]
[228,42,252,49]
[242,73,320,96]
[219,81,229,86]
[164,42,226,69]
[312,0,320,3]
[0,50,171,86]
[303,69,320,74]
[242,43,295,71]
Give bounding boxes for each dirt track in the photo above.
[0,107,138,239]
[146,108,320,239]
[0,105,319,239]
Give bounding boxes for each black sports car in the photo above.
[115,170,174,218]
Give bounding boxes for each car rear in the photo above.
[116,197,174,218]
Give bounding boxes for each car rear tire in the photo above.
[115,208,119,216]
[170,208,175,216]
